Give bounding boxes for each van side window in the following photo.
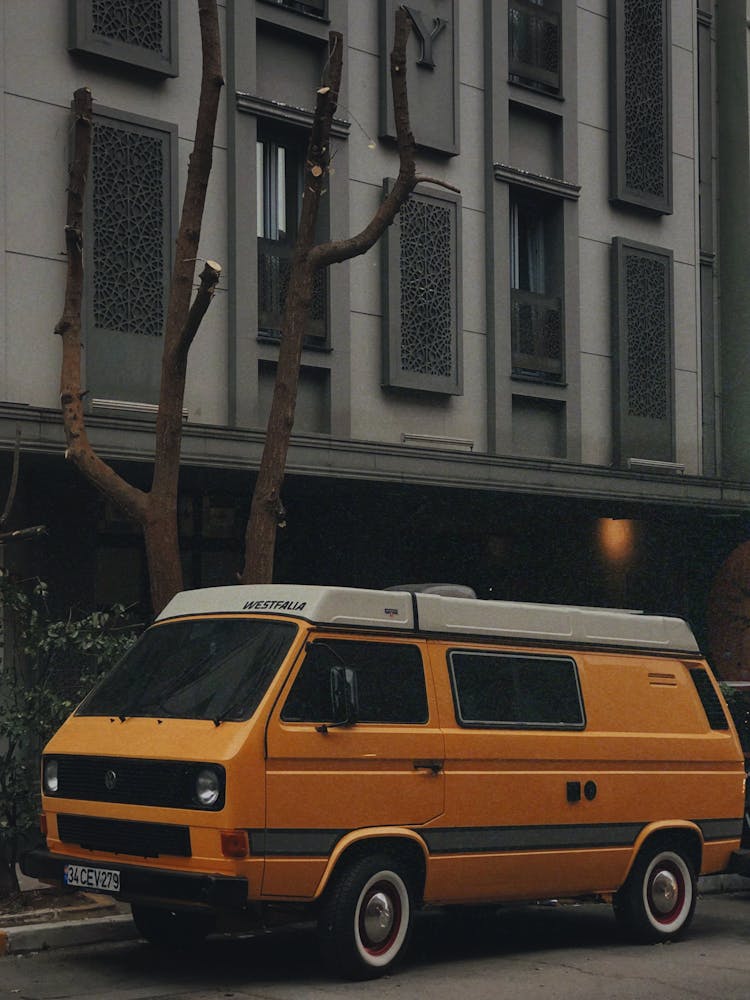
[689,668,730,730]
[282,640,429,724]
[449,650,585,728]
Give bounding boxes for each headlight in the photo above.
[44,759,59,794]
[195,767,220,807]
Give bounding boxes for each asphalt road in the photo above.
[1,892,750,1000]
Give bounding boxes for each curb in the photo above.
[698,873,750,895]
[0,913,137,956]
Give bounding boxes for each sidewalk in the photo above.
[2,869,748,958]
[0,867,137,956]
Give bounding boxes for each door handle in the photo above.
[413,759,443,775]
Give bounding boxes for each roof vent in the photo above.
[386,583,477,599]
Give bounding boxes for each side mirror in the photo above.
[330,666,359,726]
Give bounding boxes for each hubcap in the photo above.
[650,868,680,915]
[363,890,394,946]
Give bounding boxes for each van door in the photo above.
[428,644,601,903]
[263,636,444,895]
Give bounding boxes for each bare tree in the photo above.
[239,8,458,583]
[56,6,456,609]
[58,0,223,614]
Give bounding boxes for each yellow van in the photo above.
[23,584,747,979]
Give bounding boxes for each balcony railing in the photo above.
[258,240,327,344]
[511,289,563,377]
[508,0,561,94]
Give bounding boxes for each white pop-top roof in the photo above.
[156,584,700,654]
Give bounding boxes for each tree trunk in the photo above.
[57,2,224,616]
[240,10,449,584]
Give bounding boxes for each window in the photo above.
[78,618,298,722]
[510,191,563,379]
[689,669,730,732]
[508,0,561,95]
[382,184,463,394]
[609,0,672,213]
[450,650,584,728]
[256,127,327,344]
[68,0,178,77]
[282,640,428,724]
[85,109,176,405]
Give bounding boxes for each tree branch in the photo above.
[152,0,224,511]
[311,8,418,270]
[174,260,222,367]
[0,526,47,546]
[56,87,150,524]
[414,175,461,193]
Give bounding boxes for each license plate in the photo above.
[63,863,120,893]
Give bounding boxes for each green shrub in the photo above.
[0,571,140,896]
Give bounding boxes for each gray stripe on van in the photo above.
[695,818,744,841]
[248,829,347,856]
[421,822,646,855]
[248,818,744,858]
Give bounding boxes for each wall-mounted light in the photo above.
[597,518,636,565]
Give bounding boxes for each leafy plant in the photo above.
[0,571,139,897]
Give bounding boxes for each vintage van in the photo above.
[23,584,747,979]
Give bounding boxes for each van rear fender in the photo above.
[312,827,429,902]
[624,821,703,880]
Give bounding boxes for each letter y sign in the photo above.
[403,5,447,69]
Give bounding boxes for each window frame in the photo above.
[382,181,463,395]
[255,122,330,348]
[509,188,564,381]
[68,0,179,77]
[508,0,562,97]
[608,0,672,214]
[611,236,675,467]
[83,105,178,408]
[448,648,586,730]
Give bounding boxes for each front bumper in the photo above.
[22,848,248,910]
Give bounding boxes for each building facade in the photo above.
[2,0,750,660]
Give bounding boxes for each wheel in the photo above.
[614,842,697,943]
[317,853,415,980]
[131,903,215,950]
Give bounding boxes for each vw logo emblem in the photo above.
[104,769,117,791]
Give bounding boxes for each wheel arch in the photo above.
[313,828,429,902]
[624,821,703,883]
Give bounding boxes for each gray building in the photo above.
[1,0,750,653]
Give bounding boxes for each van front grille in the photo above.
[50,755,222,810]
[57,814,191,858]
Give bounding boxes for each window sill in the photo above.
[257,332,332,353]
[508,75,564,102]
[511,371,567,388]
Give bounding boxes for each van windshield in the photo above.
[77,617,298,722]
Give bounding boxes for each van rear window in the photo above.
[688,668,730,731]
[449,650,585,729]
